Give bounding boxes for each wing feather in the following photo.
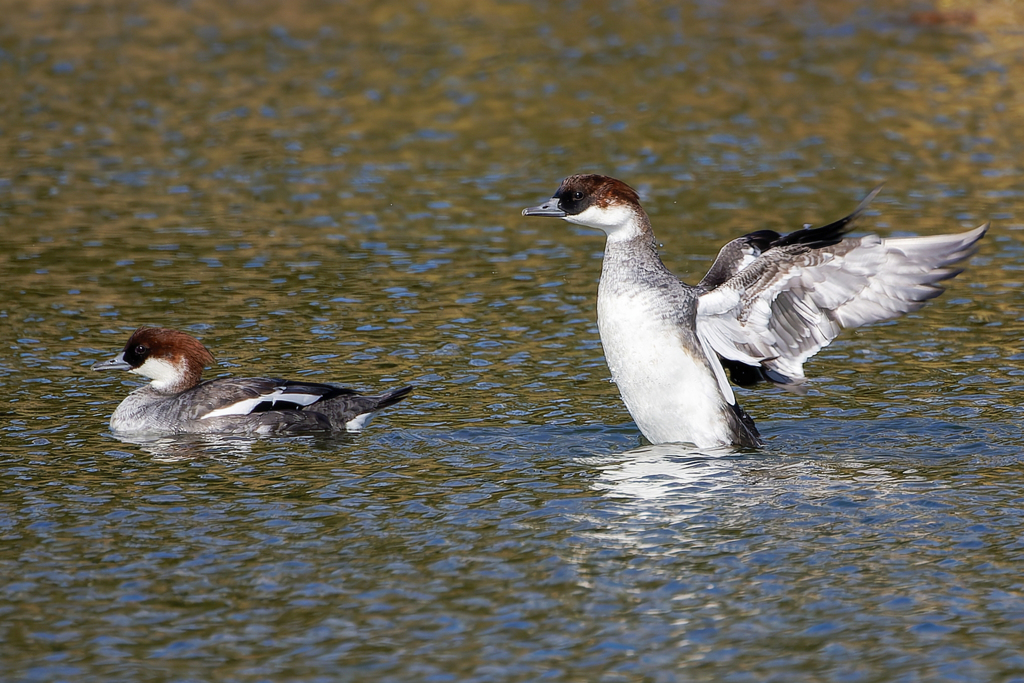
[191,378,353,420]
[697,223,987,387]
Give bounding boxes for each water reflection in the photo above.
[583,443,746,500]
[105,432,262,462]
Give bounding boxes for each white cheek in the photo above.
[565,204,637,238]
[132,357,179,391]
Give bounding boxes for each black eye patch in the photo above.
[123,343,150,366]
[555,188,590,216]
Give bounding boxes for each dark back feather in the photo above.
[699,185,883,292]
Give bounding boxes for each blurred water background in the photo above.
[3,1,1024,680]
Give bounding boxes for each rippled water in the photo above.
[4,1,1024,680]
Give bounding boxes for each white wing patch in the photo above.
[201,386,323,419]
[344,412,375,431]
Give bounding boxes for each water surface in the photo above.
[3,1,1024,681]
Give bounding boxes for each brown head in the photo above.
[92,326,216,393]
[522,174,650,240]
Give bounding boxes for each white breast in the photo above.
[597,287,735,448]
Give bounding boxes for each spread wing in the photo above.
[698,186,883,291]
[696,215,987,392]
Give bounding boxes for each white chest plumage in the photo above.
[596,284,735,447]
